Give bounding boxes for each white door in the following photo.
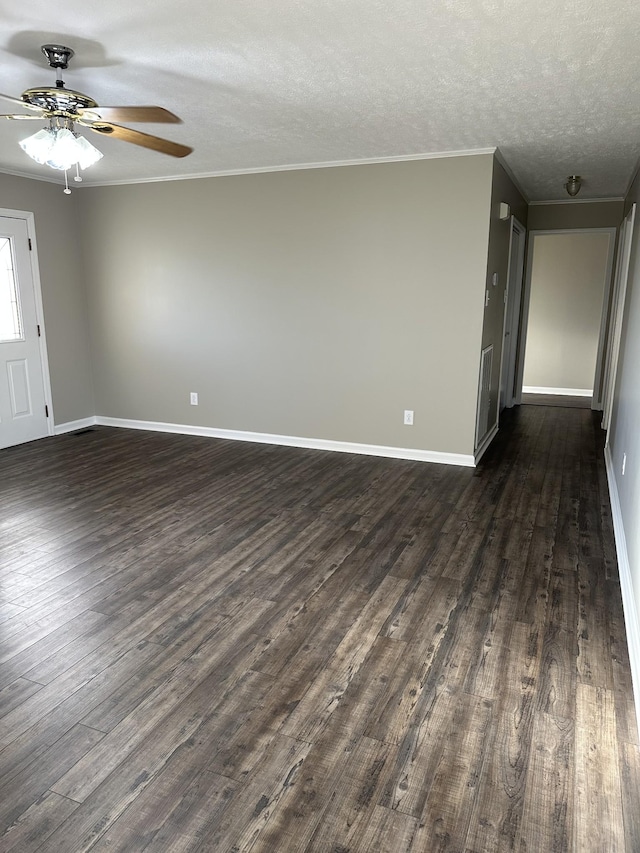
[0,216,49,449]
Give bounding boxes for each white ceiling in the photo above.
[2,0,640,200]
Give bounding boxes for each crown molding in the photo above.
[27,147,497,189]
[529,197,624,206]
[0,165,69,186]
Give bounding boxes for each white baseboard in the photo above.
[54,416,98,435]
[475,421,499,464]
[605,445,640,742]
[93,415,475,467]
[522,386,593,397]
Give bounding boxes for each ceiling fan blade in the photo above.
[0,113,44,120]
[0,92,44,113]
[78,106,181,124]
[85,122,193,158]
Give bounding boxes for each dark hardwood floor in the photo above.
[0,405,638,852]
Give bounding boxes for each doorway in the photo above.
[0,213,52,449]
[515,228,616,410]
[499,217,527,411]
[602,204,636,432]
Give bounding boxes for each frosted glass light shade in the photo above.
[74,134,104,169]
[44,128,79,170]
[18,128,55,164]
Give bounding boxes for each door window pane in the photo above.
[0,238,24,342]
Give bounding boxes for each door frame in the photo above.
[514,227,617,408]
[0,208,54,436]
[499,216,526,411]
[602,204,636,433]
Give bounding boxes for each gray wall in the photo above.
[523,232,611,391]
[528,200,623,231]
[610,177,640,621]
[0,173,94,424]
[479,158,528,439]
[77,155,495,456]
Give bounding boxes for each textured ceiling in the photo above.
[1,0,640,200]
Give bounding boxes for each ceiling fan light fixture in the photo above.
[565,175,582,197]
[19,122,102,172]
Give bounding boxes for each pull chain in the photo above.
[63,170,71,195]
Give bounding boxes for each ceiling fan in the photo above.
[0,44,192,191]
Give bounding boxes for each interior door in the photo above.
[0,216,49,449]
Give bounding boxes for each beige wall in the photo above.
[479,158,528,439]
[523,232,611,391]
[77,155,495,456]
[0,173,94,424]
[528,200,623,231]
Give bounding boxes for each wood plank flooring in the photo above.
[0,405,638,852]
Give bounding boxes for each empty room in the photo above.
[1,2,640,851]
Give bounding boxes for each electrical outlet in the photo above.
[404,410,414,425]
[190,392,198,406]
[622,453,627,475]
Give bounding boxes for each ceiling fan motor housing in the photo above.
[21,87,98,115]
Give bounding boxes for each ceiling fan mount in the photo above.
[41,44,75,71]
